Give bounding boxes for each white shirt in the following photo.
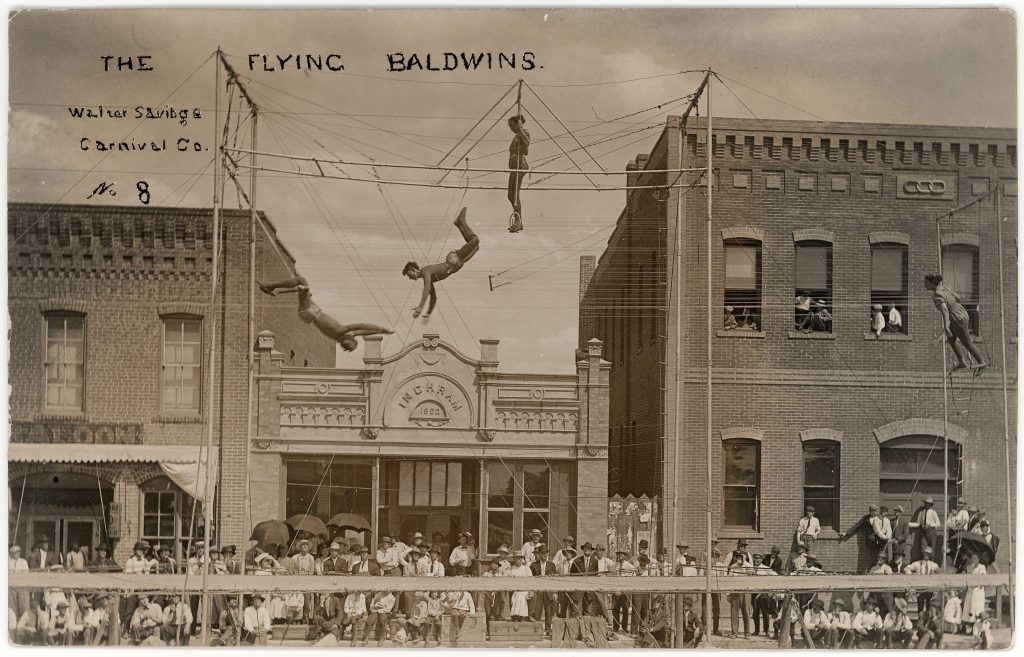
[614,560,637,576]
[888,307,903,327]
[448,591,475,613]
[797,516,822,538]
[872,311,886,333]
[66,551,85,572]
[343,593,366,616]
[803,609,831,630]
[449,545,472,567]
[831,610,852,630]
[507,563,532,578]
[370,593,396,613]
[869,564,893,575]
[598,556,616,573]
[124,555,151,574]
[83,608,109,629]
[853,610,882,631]
[376,547,401,571]
[553,548,576,574]
[752,564,778,576]
[883,612,913,632]
[243,606,271,633]
[425,559,445,577]
[9,557,29,572]
[162,602,193,627]
[869,515,891,540]
[948,509,970,531]
[521,541,538,565]
[907,559,940,575]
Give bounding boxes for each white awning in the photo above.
[8,445,218,502]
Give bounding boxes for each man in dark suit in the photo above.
[530,545,557,636]
[889,506,911,560]
[29,536,62,570]
[322,542,349,575]
[763,545,784,574]
[350,545,380,616]
[569,542,609,621]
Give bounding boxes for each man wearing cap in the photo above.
[350,545,379,576]
[424,545,445,576]
[129,594,163,644]
[881,596,914,648]
[522,528,543,565]
[611,548,636,633]
[851,597,883,648]
[293,538,317,622]
[869,505,894,559]
[763,545,783,574]
[530,545,557,635]
[631,539,652,569]
[889,505,910,560]
[399,546,425,616]
[947,497,970,532]
[64,541,86,573]
[907,546,940,613]
[677,596,705,648]
[727,539,753,568]
[750,553,778,636]
[448,532,473,576]
[218,596,241,646]
[377,536,402,577]
[242,594,272,645]
[967,506,985,533]
[674,542,692,575]
[9,545,30,620]
[367,590,397,646]
[909,497,941,558]
[406,532,426,562]
[595,544,615,573]
[570,542,610,622]
[153,543,176,574]
[313,588,346,641]
[481,557,506,624]
[47,599,80,645]
[796,505,822,553]
[221,545,241,574]
[789,544,809,573]
[82,596,110,646]
[122,541,151,633]
[161,593,193,645]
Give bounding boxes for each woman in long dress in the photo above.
[507,554,533,621]
[961,552,987,624]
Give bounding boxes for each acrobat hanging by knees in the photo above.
[403,207,480,321]
[258,276,394,352]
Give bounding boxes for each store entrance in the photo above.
[11,471,112,557]
[379,460,479,554]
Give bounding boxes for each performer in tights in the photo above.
[403,207,479,320]
[258,275,393,352]
[924,273,988,374]
[507,115,530,233]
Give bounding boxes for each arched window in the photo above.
[941,245,981,335]
[879,435,961,519]
[723,438,761,530]
[723,239,762,331]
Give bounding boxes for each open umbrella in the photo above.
[948,530,996,568]
[286,514,329,539]
[250,520,289,550]
[326,512,372,532]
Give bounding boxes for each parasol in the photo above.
[250,520,289,550]
[286,514,329,539]
[326,513,372,532]
[948,530,996,567]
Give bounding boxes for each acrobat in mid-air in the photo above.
[924,273,988,374]
[403,207,479,321]
[507,114,530,233]
[258,275,393,352]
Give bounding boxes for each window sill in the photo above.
[717,329,766,339]
[787,331,836,340]
[36,412,86,422]
[717,529,764,541]
[863,332,911,341]
[155,414,204,424]
[815,530,841,541]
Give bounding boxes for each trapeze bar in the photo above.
[222,146,705,176]
[230,162,702,191]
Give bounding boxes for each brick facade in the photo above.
[7,203,334,558]
[579,118,1017,571]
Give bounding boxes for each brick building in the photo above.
[247,330,610,563]
[7,203,335,564]
[579,118,1017,572]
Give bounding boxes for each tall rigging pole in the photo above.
[200,47,223,647]
[995,186,1015,627]
[704,68,714,645]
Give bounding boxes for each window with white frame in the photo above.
[140,477,204,564]
[44,314,86,413]
[161,317,202,413]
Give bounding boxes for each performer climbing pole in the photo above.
[924,273,989,375]
[507,88,530,233]
[403,207,480,320]
[258,275,394,351]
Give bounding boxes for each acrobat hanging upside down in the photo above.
[403,207,479,321]
[258,275,394,352]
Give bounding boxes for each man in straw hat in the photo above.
[242,594,272,645]
[882,595,914,648]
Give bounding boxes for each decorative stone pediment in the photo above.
[384,374,473,429]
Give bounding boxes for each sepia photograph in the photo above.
[4,6,1018,650]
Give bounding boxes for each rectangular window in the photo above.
[485,462,552,553]
[396,460,462,508]
[723,440,760,529]
[942,246,980,335]
[44,314,85,412]
[803,442,840,530]
[724,241,762,331]
[795,241,833,332]
[870,244,908,333]
[162,318,202,413]
[285,458,374,522]
[141,483,204,564]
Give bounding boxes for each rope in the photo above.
[434,81,517,176]
[12,475,28,546]
[523,80,607,175]
[520,104,598,190]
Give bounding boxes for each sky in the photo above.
[7,8,1017,372]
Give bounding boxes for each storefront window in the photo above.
[285,459,373,525]
[397,461,463,507]
[140,476,204,563]
[484,462,553,554]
